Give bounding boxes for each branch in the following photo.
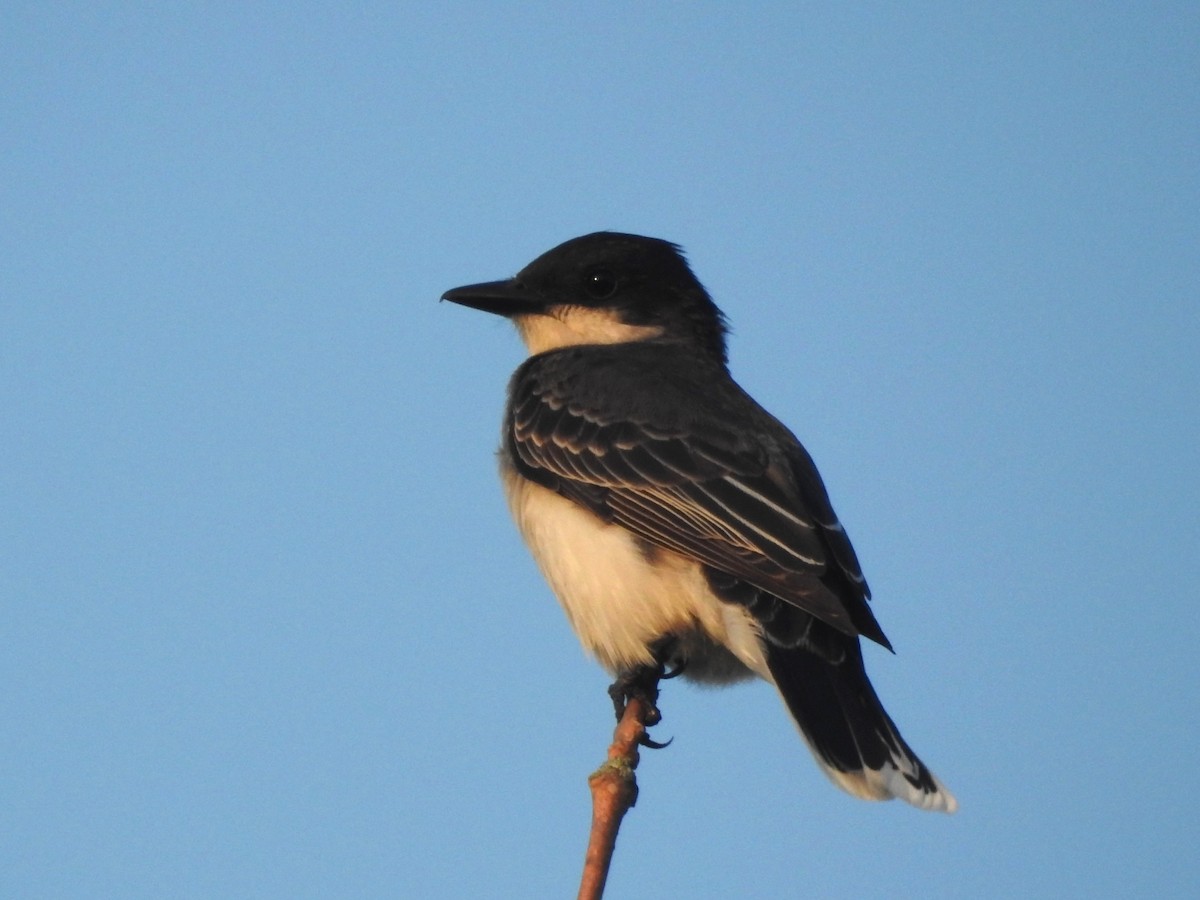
[576,694,654,900]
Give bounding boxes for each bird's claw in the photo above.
[661,658,688,680]
[638,733,673,750]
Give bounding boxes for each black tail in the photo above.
[764,625,956,812]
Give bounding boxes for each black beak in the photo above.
[440,278,543,318]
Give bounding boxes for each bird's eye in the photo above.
[584,268,618,299]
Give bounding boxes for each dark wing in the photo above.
[506,347,888,647]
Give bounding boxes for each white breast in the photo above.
[501,463,767,680]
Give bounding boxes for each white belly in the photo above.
[502,464,767,680]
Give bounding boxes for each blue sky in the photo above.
[3,3,1197,897]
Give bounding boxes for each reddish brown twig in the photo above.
[576,695,653,900]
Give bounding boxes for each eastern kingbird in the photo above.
[443,232,956,812]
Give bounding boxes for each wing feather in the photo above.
[507,350,882,642]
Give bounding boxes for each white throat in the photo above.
[514,307,663,355]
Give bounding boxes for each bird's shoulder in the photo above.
[508,341,777,459]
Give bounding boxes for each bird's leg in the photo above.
[607,637,680,748]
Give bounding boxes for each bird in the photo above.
[442,231,956,812]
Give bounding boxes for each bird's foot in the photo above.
[607,639,680,749]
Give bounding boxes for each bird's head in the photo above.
[441,232,729,364]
